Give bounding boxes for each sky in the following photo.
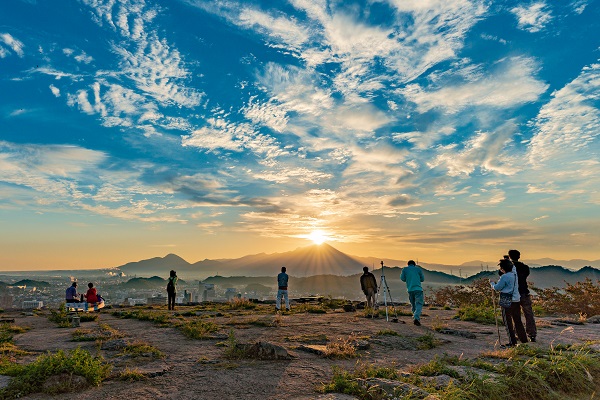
[1,0,599,270]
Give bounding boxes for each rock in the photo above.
[100,338,130,351]
[586,315,600,324]
[311,394,359,400]
[42,373,88,392]
[357,378,430,399]
[0,375,11,389]
[241,341,291,360]
[296,344,327,355]
[554,318,584,325]
[343,304,356,312]
[446,365,500,381]
[437,328,476,339]
[354,340,370,350]
[420,374,457,389]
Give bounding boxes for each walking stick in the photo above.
[491,284,502,346]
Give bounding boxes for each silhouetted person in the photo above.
[509,249,537,342]
[276,266,290,312]
[401,260,425,326]
[360,266,378,309]
[85,282,98,303]
[491,259,527,346]
[66,282,80,303]
[167,270,177,310]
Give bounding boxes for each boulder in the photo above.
[420,374,457,389]
[586,315,600,324]
[436,328,476,339]
[241,341,291,360]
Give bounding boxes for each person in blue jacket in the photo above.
[491,258,528,346]
[400,260,425,326]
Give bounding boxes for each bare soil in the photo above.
[8,305,600,400]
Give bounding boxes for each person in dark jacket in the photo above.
[167,270,178,310]
[276,266,290,312]
[509,249,537,342]
[360,267,378,309]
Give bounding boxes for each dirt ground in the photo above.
[7,305,600,400]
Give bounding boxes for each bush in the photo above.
[456,304,498,325]
[427,279,494,308]
[0,348,111,398]
[532,278,600,316]
[179,319,219,339]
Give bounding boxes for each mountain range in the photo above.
[115,244,599,287]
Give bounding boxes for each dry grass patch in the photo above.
[323,337,358,359]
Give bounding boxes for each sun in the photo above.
[308,230,328,245]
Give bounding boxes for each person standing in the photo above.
[491,259,528,346]
[276,266,290,312]
[167,270,178,311]
[360,267,378,309]
[509,249,537,342]
[400,260,425,326]
[65,282,80,303]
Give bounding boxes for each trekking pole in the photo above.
[491,284,502,346]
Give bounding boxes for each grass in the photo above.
[0,348,111,398]
[223,298,257,310]
[284,333,328,343]
[416,333,444,350]
[323,344,600,400]
[293,304,327,314]
[179,319,219,339]
[71,328,97,342]
[117,367,147,382]
[376,329,401,336]
[112,310,171,325]
[456,305,497,325]
[223,330,247,360]
[323,337,358,359]
[119,341,165,359]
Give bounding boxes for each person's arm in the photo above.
[419,268,425,282]
[400,268,406,282]
[493,275,507,291]
[360,275,366,291]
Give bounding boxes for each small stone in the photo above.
[357,378,430,399]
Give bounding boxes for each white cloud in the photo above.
[400,57,548,114]
[528,62,600,165]
[511,2,552,33]
[74,51,94,64]
[49,85,61,97]
[0,33,25,57]
[427,123,520,177]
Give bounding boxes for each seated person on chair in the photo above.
[84,282,98,304]
[66,282,80,303]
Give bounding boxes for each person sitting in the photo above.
[65,282,80,303]
[84,282,98,304]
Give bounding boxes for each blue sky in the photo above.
[1,0,599,270]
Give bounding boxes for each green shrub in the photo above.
[416,333,444,350]
[532,278,600,316]
[0,348,111,398]
[427,279,494,308]
[456,305,497,325]
[376,329,401,336]
[179,319,219,339]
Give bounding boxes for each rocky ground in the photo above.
[4,304,600,400]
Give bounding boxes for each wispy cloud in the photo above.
[511,2,553,33]
[0,33,24,57]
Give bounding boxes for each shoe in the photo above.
[413,319,421,326]
[529,336,536,342]
[286,308,291,312]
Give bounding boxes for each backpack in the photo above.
[166,278,175,293]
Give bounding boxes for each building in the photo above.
[147,296,167,306]
[202,284,215,302]
[225,288,237,301]
[22,300,43,309]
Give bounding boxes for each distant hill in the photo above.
[122,276,170,289]
[12,279,50,288]
[115,244,600,287]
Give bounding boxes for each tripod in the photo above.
[377,261,399,323]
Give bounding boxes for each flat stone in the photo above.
[446,365,500,381]
[357,378,430,399]
[0,375,11,389]
[100,338,130,351]
[420,374,457,389]
[437,328,476,339]
[296,344,327,355]
[586,315,600,324]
